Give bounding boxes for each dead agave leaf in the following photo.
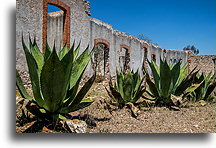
[126,102,140,118]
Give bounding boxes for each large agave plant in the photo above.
[16,37,96,120]
[105,70,146,105]
[190,72,216,102]
[143,59,200,107]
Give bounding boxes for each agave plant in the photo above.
[190,72,216,102]
[104,70,146,117]
[143,59,200,107]
[16,36,96,120]
[105,70,145,107]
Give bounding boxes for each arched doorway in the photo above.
[119,44,130,73]
[93,39,110,77]
[42,0,70,52]
[142,44,148,70]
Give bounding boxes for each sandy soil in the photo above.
[16,77,216,133]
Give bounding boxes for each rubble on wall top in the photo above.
[90,18,113,29]
[166,49,187,53]
[90,18,163,49]
[83,0,91,16]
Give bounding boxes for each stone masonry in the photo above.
[16,0,215,77]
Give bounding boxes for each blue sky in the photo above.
[48,0,215,55]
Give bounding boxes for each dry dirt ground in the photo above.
[16,79,216,133]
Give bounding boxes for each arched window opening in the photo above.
[93,39,110,77]
[120,45,130,72]
[119,48,127,72]
[152,52,156,63]
[173,59,177,65]
[163,49,167,60]
[43,0,70,53]
[142,44,148,70]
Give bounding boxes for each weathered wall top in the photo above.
[82,0,91,16]
[90,18,163,49]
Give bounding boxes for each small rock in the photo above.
[65,119,87,133]
[193,125,199,128]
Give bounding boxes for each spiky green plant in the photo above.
[190,72,216,102]
[105,70,146,106]
[16,37,96,120]
[143,59,200,107]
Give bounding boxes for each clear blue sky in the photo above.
[48,0,215,55]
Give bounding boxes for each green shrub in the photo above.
[16,37,96,120]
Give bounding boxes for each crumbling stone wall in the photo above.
[188,52,215,74]
[89,18,188,76]
[16,0,214,78]
[165,49,188,67]
[16,0,91,71]
[16,0,44,71]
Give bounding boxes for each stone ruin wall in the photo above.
[16,0,91,71]
[188,52,215,75]
[16,0,215,77]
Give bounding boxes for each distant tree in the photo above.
[136,34,152,43]
[183,45,199,55]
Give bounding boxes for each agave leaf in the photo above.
[146,73,159,98]
[194,73,205,100]
[133,76,145,99]
[204,80,216,100]
[142,92,156,101]
[132,70,140,92]
[160,59,171,98]
[175,64,188,88]
[148,60,160,91]
[58,44,68,60]
[175,67,199,96]
[171,60,181,89]
[40,48,67,112]
[126,102,140,117]
[30,41,44,73]
[70,45,91,89]
[44,41,52,61]
[58,46,74,106]
[63,69,85,107]
[132,85,146,103]
[28,34,34,53]
[73,98,94,112]
[184,81,204,96]
[205,72,212,83]
[60,45,73,73]
[73,41,81,61]
[123,71,134,102]
[16,70,34,102]
[25,103,45,118]
[61,73,96,114]
[205,73,215,90]
[109,79,124,104]
[22,37,44,107]
[104,86,117,102]
[116,70,124,99]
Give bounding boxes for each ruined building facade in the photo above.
[16,0,215,77]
